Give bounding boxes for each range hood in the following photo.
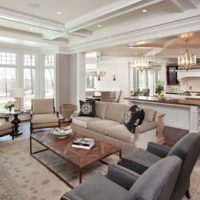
[177,69,200,80]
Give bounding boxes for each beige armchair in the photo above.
[30,99,60,134]
[0,116,14,140]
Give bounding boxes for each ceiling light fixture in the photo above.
[97,24,101,28]
[130,56,150,72]
[57,11,62,15]
[142,9,147,13]
[87,54,106,81]
[178,39,196,70]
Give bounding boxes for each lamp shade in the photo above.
[10,88,25,98]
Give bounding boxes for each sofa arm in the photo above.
[135,121,158,134]
[106,164,139,190]
[147,142,170,158]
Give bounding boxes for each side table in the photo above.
[0,111,26,137]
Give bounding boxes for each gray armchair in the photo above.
[60,156,181,200]
[118,133,200,200]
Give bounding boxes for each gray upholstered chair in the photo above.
[0,116,14,140]
[30,99,60,134]
[60,156,182,200]
[118,133,200,200]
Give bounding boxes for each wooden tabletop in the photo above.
[124,96,200,106]
[31,131,121,169]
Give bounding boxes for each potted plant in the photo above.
[4,101,15,112]
[155,80,164,99]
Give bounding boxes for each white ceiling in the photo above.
[0,0,200,56]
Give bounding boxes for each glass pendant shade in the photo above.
[178,40,196,70]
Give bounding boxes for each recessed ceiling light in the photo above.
[30,28,33,31]
[97,24,101,28]
[142,9,147,13]
[57,11,62,15]
[136,41,146,45]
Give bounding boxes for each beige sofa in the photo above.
[72,102,158,155]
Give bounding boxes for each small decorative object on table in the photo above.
[72,138,94,150]
[4,101,15,112]
[51,126,72,139]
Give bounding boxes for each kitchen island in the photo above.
[124,96,200,133]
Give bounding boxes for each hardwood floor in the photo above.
[0,121,190,147]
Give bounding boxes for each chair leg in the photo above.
[185,190,191,199]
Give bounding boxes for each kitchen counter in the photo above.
[124,96,200,106]
[124,96,200,133]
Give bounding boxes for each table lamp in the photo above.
[10,88,25,111]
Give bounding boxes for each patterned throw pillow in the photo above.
[124,105,145,133]
[79,100,96,117]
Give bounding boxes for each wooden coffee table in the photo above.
[30,131,121,188]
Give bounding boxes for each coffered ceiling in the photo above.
[0,0,200,54]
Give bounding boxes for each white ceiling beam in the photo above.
[65,0,163,32]
[0,7,65,32]
[145,38,180,56]
[0,28,68,47]
[170,0,198,12]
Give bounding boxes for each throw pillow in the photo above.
[79,100,96,117]
[124,105,145,133]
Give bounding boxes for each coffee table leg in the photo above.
[119,150,122,159]
[79,169,82,184]
[30,137,32,155]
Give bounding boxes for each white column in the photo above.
[77,53,86,104]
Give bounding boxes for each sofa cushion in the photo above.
[105,125,134,143]
[124,105,145,133]
[63,173,127,200]
[95,101,107,119]
[72,117,101,129]
[124,105,156,122]
[32,99,55,114]
[105,102,126,123]
[88,120,120,135]
[79,100,96,117]
[31,114,59,124]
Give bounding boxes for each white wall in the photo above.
[95,56,130,102]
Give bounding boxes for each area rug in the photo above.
[0,138,118,200]
[0,138,200,200]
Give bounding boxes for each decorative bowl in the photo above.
[51,126,72,139]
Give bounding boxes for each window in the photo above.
[44,55,55,98]
[129,66,161,96]
[0,52,16,65]
[23,54,36,109]
[86,64,96,89]
[0,52,16,110]
[24,54,35,66]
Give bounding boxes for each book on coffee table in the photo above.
[72,138,94,149]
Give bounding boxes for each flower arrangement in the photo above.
[155,80,164,94]
[155,80,164,99]
[4,101,15,111]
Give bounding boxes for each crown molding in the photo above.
[0,7,65,32]
[65,0,163,32]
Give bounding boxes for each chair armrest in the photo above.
[0,116,9,122]
[147,142,170,158]
[106,164,139,190]
[61,192,83,200]
[135,121,158,134]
